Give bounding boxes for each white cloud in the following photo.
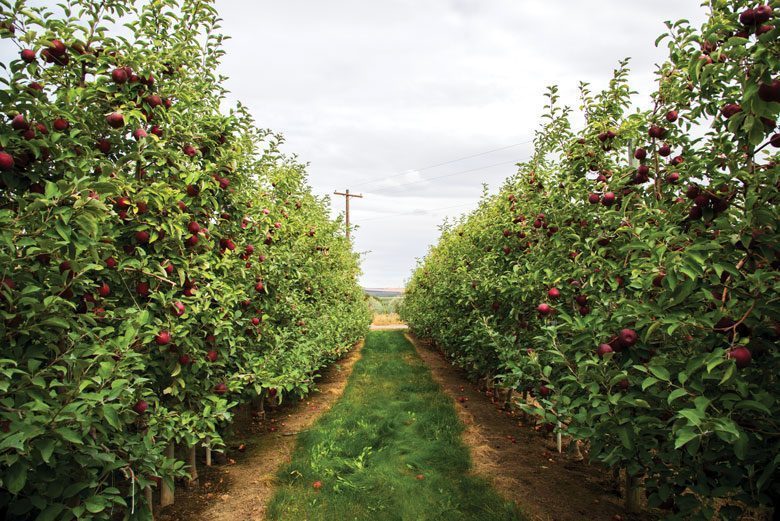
[212,0,707,287]
[0,0,708,287]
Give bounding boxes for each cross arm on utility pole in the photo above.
[333,189,364,240]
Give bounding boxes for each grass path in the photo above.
[266,331,524,521]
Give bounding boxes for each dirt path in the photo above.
[369,323,408,330]
[406,333,639,521]
[160,340,364,521]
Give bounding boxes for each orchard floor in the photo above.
[161,340,365,521]
[163,331,641,521]
[406,333,641,521]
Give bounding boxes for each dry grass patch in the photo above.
[371,313,403,326]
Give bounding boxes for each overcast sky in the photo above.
[1,1,709,288]
[214,0,708,288]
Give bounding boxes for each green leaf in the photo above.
[667,388,688,405]
[618,426,634,450]
[678,409,703,427]
[35,504,65,521]
[102,405,121,430]
[674,428,699,449]
[649,366,670,381]
[6,461,27,494]
[84,496,106,514]
[736,400,771,415]
[641,377,659,391]
[719,363,735,385]
[38,438,56,463]
[55,428,84,445]
[41,316,70,329]
[733,433,748,460]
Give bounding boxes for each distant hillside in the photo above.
[364,287,405,298]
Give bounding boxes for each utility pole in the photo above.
[333,189,363,240]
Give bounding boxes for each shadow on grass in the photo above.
[267,331,526,521]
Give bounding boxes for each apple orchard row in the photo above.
[402,2,779,519]
[0,1,370,519]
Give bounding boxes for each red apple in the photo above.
[0,152,14,171]
[155,331,171,345]
[97,282,111,298]
[136,282,150,298]
[206,350,218,362]
[97,139,111,154]
[111,68,128,84]
[618,328,638,348]
[758,79,780,103]
[597,343,613,357]
[720,103,742,119]
[144,95,162,108]
[20,49,36,63]
[537,303,553,316]
[132,400,148,414]
[11,114,28,131]
[727,346,751,368]
[48,39,66,56]
[106,112,125,129]
[214,383,227,395]
[53,118,69,132]
[648,125,666,139]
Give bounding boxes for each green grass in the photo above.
[266,331,525,521]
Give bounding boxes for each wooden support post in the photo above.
[144,486,153,518]
[205,438,212,467]
[160,443,175,508]
[556,421,563,453]
[625,472,643,513]
[187,445,198,487]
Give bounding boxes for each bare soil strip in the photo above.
[406,333,640,521]
[160,341,365,521]
[369,323,408,330]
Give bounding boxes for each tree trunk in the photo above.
[187,445,198,487]
[144,486,153,518]
[160,443,175,508]
[625,472,643,513]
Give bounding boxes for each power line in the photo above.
[359,202,475,223]
[353,140,532,189]
[366,158,521,194]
